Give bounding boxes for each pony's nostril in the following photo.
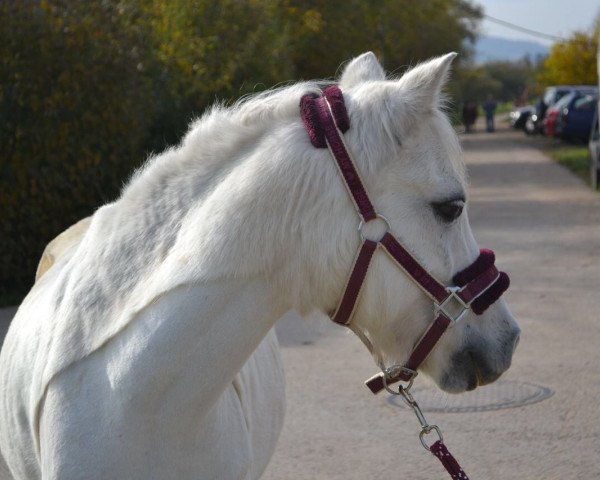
[508,328,521,354]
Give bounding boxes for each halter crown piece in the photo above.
[300,86,510,394]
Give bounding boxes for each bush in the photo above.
[0,2,156,301]
[0,0,482,305]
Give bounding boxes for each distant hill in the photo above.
[474,36,550,64]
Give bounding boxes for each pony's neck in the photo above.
[118,119,355,320]
[126,276,288,412]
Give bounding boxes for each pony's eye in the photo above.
[432,199,464,223]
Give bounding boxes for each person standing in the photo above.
[462,101,478,133]
[483,95,498,132]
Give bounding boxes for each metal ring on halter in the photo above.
[358,214,391,242]
[380,365,417,395]
[419,425,444,451]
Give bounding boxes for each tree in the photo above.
[140,0,294,150]
[451,66,501,107]
[538,28,599,86]
[477,58,543,103]
[0,1,155,300]
[0,0,483,303]
[285,0,481,79]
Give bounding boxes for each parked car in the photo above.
[589,107,599,189]
[527,85,597,135]
[556,92,598,142]
[524,112,541,135]
[509,105,535,130]
[544,93,574,138]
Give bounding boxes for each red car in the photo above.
[544,93,574,137]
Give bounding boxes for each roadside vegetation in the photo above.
[1,1,598,305]
[0,0,483,305]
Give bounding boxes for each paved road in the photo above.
[1,122,599,479]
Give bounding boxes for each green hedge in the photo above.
[0,1,481,305]
[1,2,156,302]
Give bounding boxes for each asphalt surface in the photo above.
[1,120,599,479]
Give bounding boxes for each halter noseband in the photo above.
[300,86,509,394]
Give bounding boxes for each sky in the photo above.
[474,0,600,46]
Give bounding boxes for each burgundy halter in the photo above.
[300,86,509,395]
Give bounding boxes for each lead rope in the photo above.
[430,442,469,480]
[383,376,469,480]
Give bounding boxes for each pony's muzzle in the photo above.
[442,324,520,393]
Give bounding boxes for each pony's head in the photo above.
[180,51,519,394]
[281,52,520,393]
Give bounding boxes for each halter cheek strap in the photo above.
[301,89,377,222]
[300,86,509,395]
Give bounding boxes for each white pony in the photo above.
[0,52,520,479]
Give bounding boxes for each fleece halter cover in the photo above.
[300,86,509,394]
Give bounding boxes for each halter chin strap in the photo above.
[300,86,510,394]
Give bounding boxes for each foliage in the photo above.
[538,28,599,87]
[0,1,156,300]
[452,66,502,104]
[452,56,545,109]
[285,0,481,80]
[139,0,295,150]
[481,58,543,102]
[0,0,482,304]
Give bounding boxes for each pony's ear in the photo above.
[395,52,457,112]
[339,52,386,88]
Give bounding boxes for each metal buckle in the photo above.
[380,367,446,452]
[419,425,444,451]
[398,385,444,451]
[380,365,417,395]
[434,286,470,323]
[358,214,390,242]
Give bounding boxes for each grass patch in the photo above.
[495,101,514,115]
[547,145,598,190]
